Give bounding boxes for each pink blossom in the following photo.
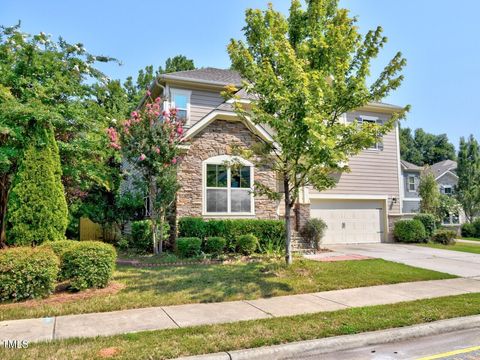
[110,143,121,150]
[139,153,146,161]
[146,90,151,97]
[131,111,139,118]
[177,126,183,135]
[171,158,177,165]
[155,97,161,103]
[155,147,160,154]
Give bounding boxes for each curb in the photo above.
[174,314,480,360]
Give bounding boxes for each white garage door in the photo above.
[310,199,385,244]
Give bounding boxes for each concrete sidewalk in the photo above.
[2,277,480,344]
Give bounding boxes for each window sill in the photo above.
[202,213,256,218]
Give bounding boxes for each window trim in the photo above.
[202,155,255,216]
[358,115,382,151]
[442,212,460,225]
[443,185,453,195]
[407,175,417,192]
[170,88,191,125]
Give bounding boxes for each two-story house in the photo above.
[400,159,461,225]
[149,67,404,245]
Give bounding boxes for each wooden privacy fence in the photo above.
[79,217,120,242]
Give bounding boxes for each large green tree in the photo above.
[228,0,408,264]
[456,135,480,222]
[0,23,121,245]
[419,170,441,216]
[400,127,456,166]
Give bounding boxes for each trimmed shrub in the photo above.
[204,237,226,256]
[461,222,476,238]
[432,229,457,245]
[473,218,480,238]
[0,247,59,301]
[301,218,327,250]
[177,237,202,258]
[413,213,437,237]
[6,127,68,246]
[236,234,259,255]
[178,217,206,239]
[39,240,79,280]
[62,241,117,291]
[394,219,427,243]
[178,217,285,250]
[130,220,169,253]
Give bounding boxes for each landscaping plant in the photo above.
[236,234,259,255]
[431,229,457,245]
[413,213,437,238]
[0,247,59,301]
[393,219,427,243]
[177,237,202,258]
[6,127,68,245]
[301,218,327,250]
[203,237,226,256]
[227,0,408,264]
[62,241,117,291]
[111,95,183,254]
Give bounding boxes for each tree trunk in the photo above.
[149,180,158,254]
[284,177,292,265]
[157,215,164,255]
[0,174,11,248]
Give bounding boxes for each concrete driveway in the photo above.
[325,243,480,278]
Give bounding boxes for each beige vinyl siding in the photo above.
[309,110,401,214]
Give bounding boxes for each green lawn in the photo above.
[0,258,454,321]
[419,242,480,254]
[462,237,480,242]
[2,293,480,360]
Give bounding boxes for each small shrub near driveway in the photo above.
[413,213,437,237]
[204,237,226,256]
[394,219,427,243]
[432,229,457,245]
[62,241,117,291]
[0,247,59,301]
[301,218,327,250]
[461,222,476,238]
[177,237,202,258]
[236,234,259,255]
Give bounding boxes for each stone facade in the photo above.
[176,119,279,219]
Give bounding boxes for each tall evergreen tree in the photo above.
[7,127,68,245]
[456,135,480,222]
[419,170,441,216]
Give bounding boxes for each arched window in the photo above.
[202,155,254,215]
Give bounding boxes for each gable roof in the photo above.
[429,160,457,179]
[401,160,424,172]
[160,68,243,87]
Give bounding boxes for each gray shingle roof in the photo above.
[401,160,424,171]
[429,160,457,178]
[160,67,243,87]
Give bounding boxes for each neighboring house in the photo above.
[148,68,404,245]
[400,159,462,226]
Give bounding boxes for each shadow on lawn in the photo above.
[114,262,293,303]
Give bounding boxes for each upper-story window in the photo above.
[408,175,416,192]
[203,155,254,215]
[358,115,382,150]
[170,88,191,123]
[442,185,453,195]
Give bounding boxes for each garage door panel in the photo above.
[310,199,385,244]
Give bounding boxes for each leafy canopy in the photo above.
[228,0,408,201]
[400,127,456,166]
[456,135,480,222]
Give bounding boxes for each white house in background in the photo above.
[400,159,462,226]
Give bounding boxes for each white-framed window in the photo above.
[358,115,382,150]
[170,88,191,123]
[203,155,254,215]
[443,212,460,225]
[443,185,453,195]
[408,175,417,192]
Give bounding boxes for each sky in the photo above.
[2,0,479,147]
